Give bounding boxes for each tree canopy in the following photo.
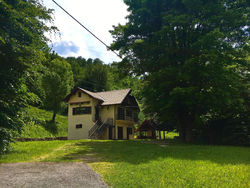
[111,0,250,143]
[42,58,74,122]
[0,0,55,153]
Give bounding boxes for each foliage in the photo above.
[66,57,109,91]
[24,52,48,106]
[65,56,143,94]
[65,56,87,85]
[0,0,55,153]
[42,58,73,122]
[20,106,68,138]
[0,140,249,187]
[110,0,250,144]
[107,62,142,92]
[81,62,109,92]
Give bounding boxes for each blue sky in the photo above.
[43,0,128,63]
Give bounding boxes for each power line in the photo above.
[79,79,107,88]
[51,0,122,59]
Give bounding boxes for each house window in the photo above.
[73,107,91,115]
[76,124,82,129]
[118,107,125,120]
[78,92,81,97]
[126,110,132,117]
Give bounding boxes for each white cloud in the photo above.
[42,0,128,63]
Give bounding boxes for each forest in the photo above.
[0,0,249,154]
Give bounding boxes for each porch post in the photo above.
[115,125,117,139]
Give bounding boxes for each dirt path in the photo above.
[0,162,107,188]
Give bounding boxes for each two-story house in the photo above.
[64,87,139,140]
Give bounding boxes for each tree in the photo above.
[0,0,55,153]
[66,57,109,92]
[80,62,109,92]
[42,58,74,122]
[107,62,140,91]
[66,56,87,85]
[110,0,249,143]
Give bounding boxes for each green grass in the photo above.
[1,139,249,187]
[0,141,69,163]
[19,106,68,138]
[163,131,178,139]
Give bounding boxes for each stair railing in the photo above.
[88,120,102,138]
[88,118,114,139]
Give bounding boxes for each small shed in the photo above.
[136,119,157,139]
[136,119,168,139]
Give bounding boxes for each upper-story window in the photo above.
[73,107,91,115]
[118,107,125,120]
[126,109,132,117]
[78,92,81,97]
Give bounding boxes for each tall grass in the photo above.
[20,106,68,138]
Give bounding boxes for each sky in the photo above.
[42,0,128,63]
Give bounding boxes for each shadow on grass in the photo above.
[54,139,250,165]
[41,121,58,135]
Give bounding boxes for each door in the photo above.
[118,127,123,139]
[108,127,113,139]
[127,127,132,139]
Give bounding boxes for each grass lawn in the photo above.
[19,106,67,138]
[0,140,249,188]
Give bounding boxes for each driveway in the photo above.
[0,162,107,188]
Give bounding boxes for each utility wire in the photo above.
[79,79,107,88]
[52,0,122,59]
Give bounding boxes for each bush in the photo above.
[194,113,250,146]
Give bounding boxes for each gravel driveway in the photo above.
[0,162,107,188]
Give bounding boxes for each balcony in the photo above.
[116,119,135,126]
[117,107,138,123]
[106,118,114,126]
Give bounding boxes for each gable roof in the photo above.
[96,88,131,105]
[79,88,104,101]
[64,87,132,106]
[136,118,171,132]
[136,119,157,132]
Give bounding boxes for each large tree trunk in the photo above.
[52,112,56,122]
[185,124,193,143]
[180,126,186,142]
[177,120,186,142]
[178,116,194,143]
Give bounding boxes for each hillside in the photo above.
[19,106,68,138]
